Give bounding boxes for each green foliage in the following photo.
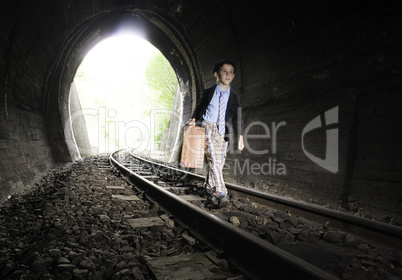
[145,53,178,150]
[75,49,178,153]
[145,54,177,112]
[75,67,91,82]
[153,114,170,148]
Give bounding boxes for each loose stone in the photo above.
[229,216,241,227]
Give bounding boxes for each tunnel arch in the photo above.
[2,1,400,221]
[45,8,202,162]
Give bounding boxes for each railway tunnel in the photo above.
[1,0,402,226]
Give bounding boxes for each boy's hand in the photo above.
[238,135,244,151]
[186,118,196,126]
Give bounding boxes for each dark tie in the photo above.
[218,92,225,135]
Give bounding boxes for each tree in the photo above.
[145,53,178,150]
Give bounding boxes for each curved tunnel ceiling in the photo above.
[45,7,203,162]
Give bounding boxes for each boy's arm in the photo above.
[187,89,209,125]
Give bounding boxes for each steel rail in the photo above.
[129,152,402,249]
[110,150,339,280]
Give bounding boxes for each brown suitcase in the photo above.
[180,125,206,168]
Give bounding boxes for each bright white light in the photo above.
[79,35,158,86]
[74,35,161,154]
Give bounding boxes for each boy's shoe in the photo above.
[205,185,218,206]
[218,196,230,208]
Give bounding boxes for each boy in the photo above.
[187,59,244,208]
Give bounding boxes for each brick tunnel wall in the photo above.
[0,1,401,221]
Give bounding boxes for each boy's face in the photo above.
[214,64,235,86]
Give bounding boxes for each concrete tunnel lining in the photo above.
[45,9,202,162]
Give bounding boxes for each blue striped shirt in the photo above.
[202,84,230,123]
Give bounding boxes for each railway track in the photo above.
[110,149,402,280]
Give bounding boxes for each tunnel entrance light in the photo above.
[70,34,180,159]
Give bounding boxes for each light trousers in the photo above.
[202,120,228,197]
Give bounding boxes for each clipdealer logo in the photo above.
[232,106,339,176]
[67,105,339,174]
[301,106,339,173]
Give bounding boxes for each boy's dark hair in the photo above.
[212,59,237,74]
